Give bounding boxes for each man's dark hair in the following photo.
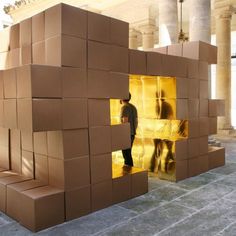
[123,93,131,102]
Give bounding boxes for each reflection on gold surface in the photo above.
[111,75,188,182]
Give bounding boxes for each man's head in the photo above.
[120,93,131,104]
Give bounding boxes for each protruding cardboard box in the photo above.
[47,129,89,159]
[62,98,88,129]
[199,80,208,99]
[45,35,87,68]
[199,61,208,80]
[6,179,45,221]
[146,51,162,76]
[208,146,225,169]
[90,153,112,184]
[176,160,188,181]
[88,11,110,43]
[21,131,33,152]
[199,136,208,155]
[188,79,199,99]
[188,137,200,158]
[167,43,183,56]
[19,186,64,232]
[32,41,45,65]
[20,18,32,46]
[209,117,217,135]
[32,12,45,43]
[110,72,129,99]
[65,186,91,221]
[34,154,48,184]
[45,3,87,39]
[199,117,209,136]
[88,41,110,71]
[91,180,112,211]
[187,59,199,79]
[48,156,90,190]
[88,99,110,126]
[129,49,147,75]
[9,24,20,50]
[62,67,87,98]
[200,99,209,117]
[131,169,148,197]
[89,126,111,155]
[4,99,17,129]
[111,123,130,151]
[175,139,188,161]
[208,99,225,117]
[33,132,47,155]
[21,150,34,178]
[3,68,16,98]
[188,119,199,138]
[20,45,32,66]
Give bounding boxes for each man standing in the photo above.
[120,93,138,167]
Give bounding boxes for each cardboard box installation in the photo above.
[20,18,32,47]
[208,146,225,169]
[34,154,49,184]
[129,49,147,75]
[146,51,162,76]
[209,99,225,116]
[167,43,183,57]
[32,12,45,43]
[175,160,188,181]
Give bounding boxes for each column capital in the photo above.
[129,28,140,38]
[139,24,156,35]
[214,5,234,19]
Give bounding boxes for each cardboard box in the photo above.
[34,154,48,184]
[199,61,208,80]
[90,153,112,184]
[91,180,112,211]
[17,64,61,98]
[45,35,87,68]
[200,99,209,117]
[10,129,21,173]
[88,11,110,43]
[45,3,87,39]
[110,45,129,73]
[208,44,217,64]
[20,18,32,46]
[187,59,199,79]
[188,119,199,138]
[9,48,20,68]
[48,156,90,190]
[21,131,33,152]
[208,146,225,169]
[199,136,208,155]
[0,175,30,213]
[17,99,62,132]
[208,99,225,117]
[176,77,188,98]
[3,68,16,98]
[33,132,47,155]
[188,79,199,99]
[20,45,32,66]
[10,129,21,149]
[176,160,188,181]
[0,27,10,52]
[62,67,87,98]
[199,80,208,99]
[188,157,200,177]
[129,49,147,75]
[88,41,110,71]
[0,145,10,169]
[0,127,9,147]
[6,179,45,221]
[209,117,217,135]
[32,41,45,65]
[19,186,64,232]
[110,72,129,99]
[167,43,183,56]
[89,126,111,155]
[198,154,209,174]
[199,117,209,136]
[88,69,110,98]
[176,99,188,120]
[0,100,3,126]
[3,99,17,129]
[111,123,131,151]
[62,98,88,129]
[152,47,168,54]
[32,12,44,43]
[146,51,162,76]
[188,137,200,158]
[21,150,34,178]
[88,99,110,126]
[131,169,148,197]
[110,18,128,47]
[9,24,20,50]
[47,129,89,159]
[0,72,3,98]
[65,186,91,221]
[175,139,188,161]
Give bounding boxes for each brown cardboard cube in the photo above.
[199,61,208,80]
[89,126,111,155]
[6,179,45,221]
[208,44,217,64]
[9,48,20,68]
[17,65,61,98]
[0,100,3,126]
[0,127,9,147]
[33,132,47,155]
[110,72,129,99]
[88,11,110,43]
[90,153,112,184]
[88,41,110,71]
[200,99,209,117]
[199,117,209,136]
[176,77,188,98]
[209,117,217,135]
[88,99,110,126]
[62,98,88,129]
[129,49,147,75]
[20,45,32,65]
[9,24,20,50]
[45,35,87,68]
[35,154,48,184]
[88,69,110,98]
[131,169,148,197]
[175,139,188,161]
[209,99,225,117]
[188,119,200,138]
[199,136,208,155]
[10,129,21,173]
[18,99,62,132]
[187,59,199,79]
[176,99,188,119]
[62,67,87,98]
[199,80,208,99]
[48,156,90,190]
[0,175,30,212]
[110,45,129,73]
[45,3,87,39]
[3,99,17,129]
[110,18,128,47]
[19,186,64,232]
[22,150,34,178]
[21,131,33,152]
[47,129,89,159]
[65,186,91,221]
[111,123,131,151]
[167,43,183,56]
[0,171,16,178]
[20,18,32,47]
[176,160,188,181]
[188,157,200,177]
[208,146,225,169]
[152,47,168,54]
[91,180,112,211]
[0,72,3,98]
[188,79,199,99]
[188,137,200,158]
[198,154,209,174]
[32,41,45,65]
[32,12,44,43]
[0,145,10,169]
[146,51,162,76]
[3,68,16,98]
[0,27,10,52]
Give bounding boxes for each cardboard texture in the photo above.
[199,136,208,155]
[175,160,188,181]
[188,119,200,138]
[209,99,225,117]
[32,41,45,65]
[209,117,217,135]
[3,68,16,98]
[175,139,188,161]
[200,99,209,117]
[188,138,200,158]
[32,12,45,43]
[20,18,32,47]
[34,154,49,184]
[129,49,147,75]
[188,79,199,99]
[33,132,47,155]
[20,45,32,66]
[208,146,225,169]
[131,170,148,197]
[187,59,199,79]
[167,43,183,57]
[21,150,34,178]
[3,99,17,129]
[9,24,20,50]
[146,51,162,75]
[176,77,188,98]
[199,117,209,136]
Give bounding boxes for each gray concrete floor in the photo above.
[1,136,236,236]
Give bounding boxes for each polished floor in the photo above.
[1,136,236,236]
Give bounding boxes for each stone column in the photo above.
[129,29,139,50]
[140,25,155,50]
[216,10,232,129]
[158,0,178,46]
[189,0,211,43]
